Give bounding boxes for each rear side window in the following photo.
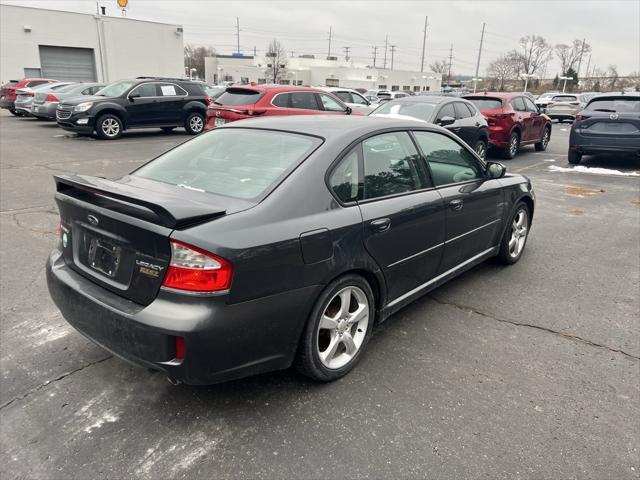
[216,88,264,106]
[329,148,359,203]
[290,92,319,110]
[158,84,187,96]
[272,93,289,107]
[454,102,472,119]
[362,132,428,199]
[334,91,353,103]
[134,129,321,200]
[585,98,639,113]
[465,97,503,110]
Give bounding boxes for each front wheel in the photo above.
[95,114,123,140]
[568,149,582,164]
[497,202,531,264]
[501,131,520,159]
[184,112,205,135]
[474,139,488,160]
[296,274,374,382]
[535,126,551,151]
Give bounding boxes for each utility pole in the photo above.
[473,22,486,93]
[327,26,332,58]
[253,46,257,57]
[576,38,586,79]
[383,35,388,69]
[372,46,378,68]
[235,17,240,55]
[584,53,592,80]
[420,16,428,72]
[390,45,396,70]
[343,46,351,61]
[447,44,453,86]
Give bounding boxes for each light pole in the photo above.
[522,73,535,93]
[559,76,574,93]
[471,78,483,93]
[217,66,223,84]
[189,68,197,81]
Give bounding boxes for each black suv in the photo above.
[56,77,210,139]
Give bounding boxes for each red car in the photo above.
[206,85,356,130]
[0,78,58,115]
[464,92,552,159]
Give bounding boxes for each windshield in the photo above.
[134,128,322,200]
[215,88,264,106]
[585,98,639,113]
[465,97,503,110]
[371,102,436,121]
[95,81,137,97]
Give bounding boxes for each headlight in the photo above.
[74,102,93,112]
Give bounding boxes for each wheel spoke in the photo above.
[509,236,517,251]
[342,333,357,356]
[320,314,338,330]
[516,213,525,228]
[319,333,340,363]
[338,289,352,317]
[347,304,367,325]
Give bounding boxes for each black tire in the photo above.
[8,108,19,116]
[497,202,531,265]
[473,138,488,160]
[95,113,123,140]
[568,149,582,164]
[184,111,205,135]
[535,126,551,151]
[501,131,520,159]
[295,274,375,382]
[161,127,175,133]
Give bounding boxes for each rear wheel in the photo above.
[474,139,488,160]
[501,131,520,159]
[95,114,123,140]
[497,202,530,264]
[296,274,374,382]
[568,149,582,164]
[184,112,205,135]
[535,126,551,151]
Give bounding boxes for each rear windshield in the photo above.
[215,88,264,106]
[585,98,639,113]
[465,97,503,110]
[371,101,436,121]
[551,95,577,102]
[134,128,322,200]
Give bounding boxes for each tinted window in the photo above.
[318,94,345,112]
[159,84,187,96]
[132,83,156,97]
[510,97,526,111]
[272,93,289,107]
[290,92,319,110]
[135,129,321,200]
[436,103,456,121]
[95,81,136,97]
[465,97,503,110]
[216,88,264,106]
[371,101,436,121]
[334,91,353,103]
[585,98,640,113]
[413,131,484,186]
[26,80,48,87]
[454,102,472,119]
[523,97,538,112]
[362,132,427,199]
[552,95,577,102]
[329,148,359,203]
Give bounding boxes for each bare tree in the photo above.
[607,65,619,90]
[555,39,591,75]
[429,60,449,74]
[264,39,287,84]
[184,44,215,79]
[517,35,553,77]
[486,55,517,91]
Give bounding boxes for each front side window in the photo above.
[523,97,538,112]
[131,83,157,98]
[454,102,472,119]
[329,148,359,203]
[510,97,526,112]
[436,103,456,121]
[318,94,345,112]
[362,132,428,199]
[351,93,368,105]
[413,131,484,186]
[134,129,321,200]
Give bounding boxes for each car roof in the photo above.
[588,92,640,100]
[384,95,457,105]
[226,85,328,94]
[464,92,523,100]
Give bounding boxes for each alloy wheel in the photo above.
[541,129,550,148]
[190,115,204,133]
[475,142,487,160]
[317,286,369,369]
[509,134,519,157]
[508,209,528,258]
[102,118,120,137]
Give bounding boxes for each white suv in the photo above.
[319,87,376,114]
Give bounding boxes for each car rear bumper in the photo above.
[0,99,15,109]
[46,249,319,385]
[487,126,510,148]
[570,130,640,155]
[570,144,640,155]
[31,102,58,119]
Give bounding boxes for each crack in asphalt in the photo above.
[0,355,113,412]
[429,296,640,361]
[9,209,59,237]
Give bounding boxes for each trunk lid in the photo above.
[207,87,266,127]
[54,174,242,305]
[576,111,640,138]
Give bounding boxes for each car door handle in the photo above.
[475,122,481,126]
[370,218,391,233]
[449,199,464,211]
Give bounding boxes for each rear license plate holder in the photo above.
[88,237,121,278]
[215,118,225,127]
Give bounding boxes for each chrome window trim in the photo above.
[128,82,188,99]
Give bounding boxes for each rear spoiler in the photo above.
[54,174,226,229]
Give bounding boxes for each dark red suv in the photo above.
[464,92,552,159]
[0,78,58,115]
[205,85,356,130]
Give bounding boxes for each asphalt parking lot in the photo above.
[1,112,638,479]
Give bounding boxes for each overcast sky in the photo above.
[4,0,640,76]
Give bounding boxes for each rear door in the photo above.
[452,102,478,146]
[356,131,445,301]
[413,131,503,272]
[155,82,188,124]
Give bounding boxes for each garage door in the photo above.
[39,46,97,82]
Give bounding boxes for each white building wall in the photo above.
[0,4,183,83]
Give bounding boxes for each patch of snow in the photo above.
[543,159,556,162]
[548,165,640,177]
[84,411,118,433]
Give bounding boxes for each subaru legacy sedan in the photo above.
[46,116,535,385]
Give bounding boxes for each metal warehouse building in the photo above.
[0,4,184,83]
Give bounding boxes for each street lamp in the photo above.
[189,68,197,81]
[559,75,574,93]
[522,73,536,93]
[471,77,483,93]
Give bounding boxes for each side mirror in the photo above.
[487,161,506,179]
[345,106,352,115]
[437,115,455,127]
[128,92,140,101]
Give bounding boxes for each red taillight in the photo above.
[162,240,232,292]
[489,113,507,119]
[46,93,58,102]
[175,336,185,359]
[204,95,212,106]
[575,114,590,122]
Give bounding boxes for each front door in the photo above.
[413,130,504,272]
[523,96,545,140]
[356,131,445,301]
[127,82,162,126]
[511,96,534,141]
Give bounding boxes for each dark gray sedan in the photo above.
[46,116,534,385]
[31,82,105,120]
[568,93,640,164]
